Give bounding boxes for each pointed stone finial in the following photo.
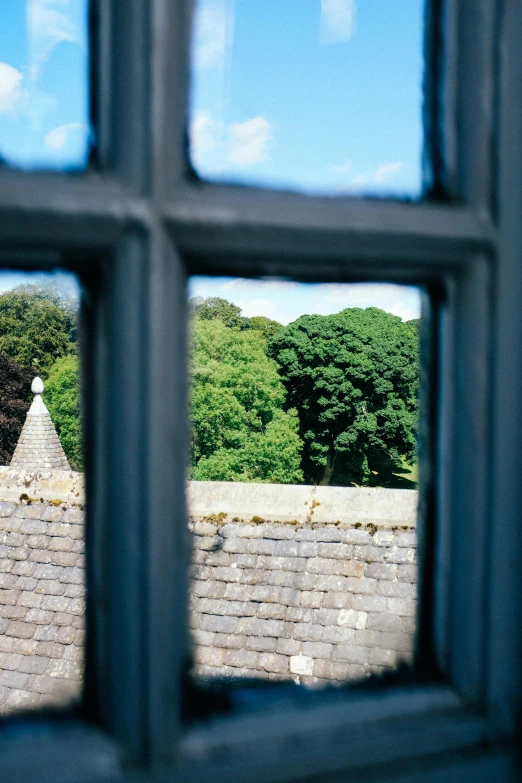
[9,376,71,470]
[31,376,44,395]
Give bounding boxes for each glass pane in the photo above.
[0,1,90,169]
[0,270,85,714]
[189,0,424,197]
[187,278,422,699]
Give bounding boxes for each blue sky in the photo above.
[0,0,89,168]
[190,277,421,324]
[191,0,424,196]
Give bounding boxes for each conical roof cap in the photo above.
[10,377,71,470]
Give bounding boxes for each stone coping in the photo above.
[0,468,85,505]
[187,482,418,528]
[0,472,418,527]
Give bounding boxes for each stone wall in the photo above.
[0,471,418,713]
[190,516,417,686]
[0,469,85,714]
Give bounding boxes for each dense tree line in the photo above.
[0,284,82,469]
[0,286,419,485]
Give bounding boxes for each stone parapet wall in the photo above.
[0,473,418,713]
[0,498,85,714]
[190,517,417,686]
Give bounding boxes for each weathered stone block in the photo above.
[386,597,415,616]
[5,620,36,639]
[36,641,64,659]
[322,591,353,610]
[373,531,395,546]
[294,529,317,542]
[289,654,313,676]
[332,645,372,664]
[379,632,414,652]
[200,614,237,634]
[276,638,302,656]
[195,647,226,667]
[313,659,351,680]
[317,543,354,560]
[302,641,333,659]
[314,529,342,543]
[340,529,373,545]
[264,525,296,541]
[246,636,277,652]
[0,652,23,670]
[273,540,299,557]
[19,519,47,535]
[17,656,49,674]
[337,609,367,629]
[292,623,324,642]
[212,633,246,649]
[312,608,341,626]
[0,573,18,589]
[258,653,289,673]
[300,591,324,609]
[320,626,355,644]
[345,577,378,595]
[377,581,416,599]
[266,570,296,588]
[316,575,348,592]
[25,608,54,625]
[224,649,259,668]
[33,564,63,580]
[352,594,387,613]
[294,572,318,591]
[41,595,72,613]
[54,626,76,645]
[251,584,281,604]
[369,648,397,667]
[0,670,29,689]
[285,606,312,623]
[257,602,286,620]
[366,563,398,581]
[397,564,417,582]
[366,612,403,632]
[35,579,66,596]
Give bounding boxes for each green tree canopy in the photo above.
[268,308,419,486]
[190,296,245,329]
[0,283,77,375]
[44,355,83,471]
[242,315,283,341]
[191,318,303,483]
[0,353,33,465]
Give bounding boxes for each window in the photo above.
[1,0,521,781]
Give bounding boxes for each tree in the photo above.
[44,355,83,471]
[0,353,33,465]
[268,308,419,486]
[0,283,77,375]
[242,315,283,341]
[190,296,244,329]
[190,318,303,483]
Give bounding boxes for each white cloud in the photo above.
[329,158,351,173]
[321,0,356,43]
[45,121,84,149]
[227,116,272,167]
[28,0,82,78]
[190,110,217,165]
[237,298,278,319]
[320,282,421,320]
[193,0,235,71]
[374,160,403,183]
[190,111,273,171]
[0,63,26,114]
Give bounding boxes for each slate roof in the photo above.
[10,378,70,471]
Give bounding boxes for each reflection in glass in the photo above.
[189,0,424,197]
[0,1,90,169]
